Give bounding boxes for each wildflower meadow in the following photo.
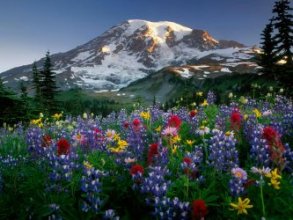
[0,91,292,220]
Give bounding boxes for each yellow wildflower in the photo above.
[239,96,248,104]
[265,168,282,190]
[155,126,162,132]
[196,91,203,97]
[200,99,209,107]
[52,113,62,120]
[230,197,253,215]
[31,118,42,125]
[191,102,196,107]
[172,135,181,144]
[186,140,194,146]
[225,131,234,137]
[140,111,151,120]
[67,125,74,132]
[253,109,262,118]
[82,112,88,119]
[243,114,248,120]
[171,145,178,154]
[109,147,123,153]
[117,139,128,149]
[202,120,208,126]
[113,133,121,141]
[83,161,93,170]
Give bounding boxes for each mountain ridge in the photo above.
[0,19,257,91]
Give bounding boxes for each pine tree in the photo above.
[32,62,41,101]
[258,21,278,78]
[272,0,293,65]
[40,51,58,114]
[153,95,157,106]
[20,81,28,100]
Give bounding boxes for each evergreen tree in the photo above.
[258,21,278,78]
[153,95,156,106]
[40,51,58,114]
[0,78,25,124]
[20,81,28,100]
[19,81,31,121]
[32,62,42,101]
[272,0,293,65]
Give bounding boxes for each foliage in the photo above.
[0,91,292,219]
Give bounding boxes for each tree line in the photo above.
[0,51,121,125]
[258,0,293,84]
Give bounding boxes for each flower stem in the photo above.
[260,177,266,218]
[202,138,208,164]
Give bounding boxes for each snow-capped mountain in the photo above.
[0,19,258,90]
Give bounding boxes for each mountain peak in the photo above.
[125,19,192,40]
[1,19,253,91]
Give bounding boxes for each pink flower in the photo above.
[231,168,247,180]
[161,126,178,136]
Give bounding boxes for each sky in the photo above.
[0,0,282,72]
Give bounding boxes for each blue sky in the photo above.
[0,0,281,72]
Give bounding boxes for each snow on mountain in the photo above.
[0,19,257,91]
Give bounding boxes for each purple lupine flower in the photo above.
[208,129,239,172]
[153,196,190,220]
[229,168,247,197]
[284,143,293,174]
[45,149,79,192]
[26,127,45,155]
[243,120,270,167]
[80,167,104,213]
[140,166,170,198]
[282,112,293,136]
[0,155,25,167]
[181,150,203,180]
[127,124,148,161]
[207,90,216,104]
[215,105,234,131]
[104,209,120,220]
[47,204,62,220]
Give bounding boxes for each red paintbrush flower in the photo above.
[263,126,278,144]
[130,164,144,175]
[183,157,192,165]
[93,128,104,141]
[192,199,208,220]
[230,111,242,130]
[123,121,130,129]
[168,115,182,129]
[42,134,52,147]
[147,143,159,165]
[132,118,141,127]
[189,110,197,118]
[57,138,70,156]
[263,126,285,167]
